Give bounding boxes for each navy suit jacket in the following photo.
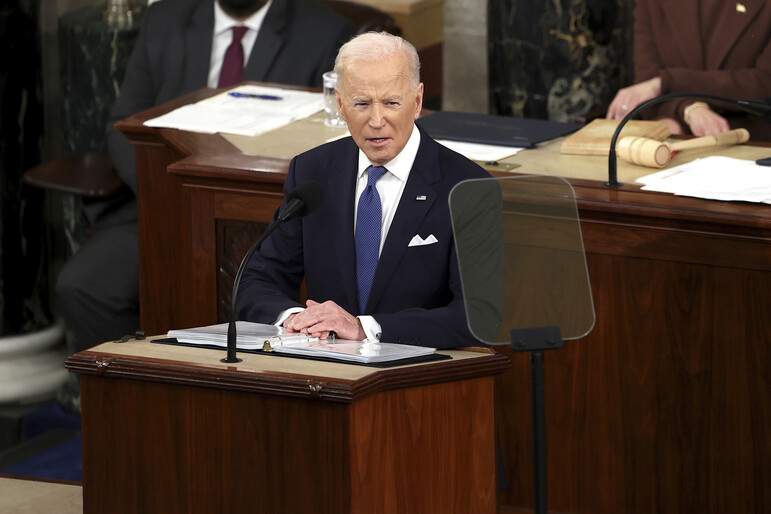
[235,126,492,349]
[105,0,355,224]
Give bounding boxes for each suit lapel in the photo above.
[326,140,360,312]
[244,0,288,81]
[708,0,765,68]
[661,2,703,69]
[366,132,441,313]
[183,1,215,90]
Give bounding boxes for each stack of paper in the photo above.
[144,85,324,136]
[273,340,436,364]
[167,321,318,350]
[165,321,437,364]
[636,156,771,204]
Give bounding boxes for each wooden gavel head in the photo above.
[617,128,750,168]
[617,136,674,168]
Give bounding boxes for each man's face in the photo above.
[336,54,423,167]
[217,0,267,19]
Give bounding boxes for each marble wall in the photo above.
[59,4,141,154]
[0,2,49,335]
[0,1,67,404]
[33,0,106,307]
[37,0,105,160]
[37,0,142,281]
[0,1,140,333]
[488,0,634,121]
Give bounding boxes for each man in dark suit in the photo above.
[55,0,356,363]
[235,32,491,349]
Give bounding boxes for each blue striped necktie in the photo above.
[355,165,389,313]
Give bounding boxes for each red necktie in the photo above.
[218,26,248,88]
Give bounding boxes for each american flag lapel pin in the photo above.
[416,195,427,201]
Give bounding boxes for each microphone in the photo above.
[278,179,324,221]
[607,92,771,188]
[221,180,323,363]
[735,97,771,120]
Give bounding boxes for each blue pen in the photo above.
[228,92,283,100]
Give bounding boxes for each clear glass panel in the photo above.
[450,175,595,344]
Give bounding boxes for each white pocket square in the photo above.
[408,234,438,247]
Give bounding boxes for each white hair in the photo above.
[334,31,421,92]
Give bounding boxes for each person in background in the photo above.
[607,0,771,140]
[235,32,491,349]
[54,0,355,409]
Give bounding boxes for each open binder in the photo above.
[159,321,446,367]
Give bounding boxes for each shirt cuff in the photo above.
[357,315,382,342]
[273,307,304,327]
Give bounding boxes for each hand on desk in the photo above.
[685,104,730,137]
[607,77,662,120]
[659,117,684,135]
[283,299,367,341]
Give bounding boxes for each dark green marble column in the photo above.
[55,5,141,258]
[0,1,48,334]
[59,5,141,154]
[488,0,634,122]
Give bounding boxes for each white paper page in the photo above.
[637,156,771,203]
[437,139,524,162]
[201,84,324,118]
[274,340,435,364]
[144,85,323,136]
[168,321,318,348]
[144,103,293,136]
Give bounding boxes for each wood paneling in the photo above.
[79,375,351,513]
[494,244,771,513]
[216,219,264,323]
[71,346,506,513]
[349,378,496,513]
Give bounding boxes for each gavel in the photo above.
[616,128,750,168]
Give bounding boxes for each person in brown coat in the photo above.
[607,0,771,140]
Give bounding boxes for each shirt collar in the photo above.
[356,124,421,183]
[213,0,272,35]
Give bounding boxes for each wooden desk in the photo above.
[66,339,508,513]
[117,90,771,513]
[0,475,82,514]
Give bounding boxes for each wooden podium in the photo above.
[66,339,509,513]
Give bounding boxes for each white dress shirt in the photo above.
[207,1,273,88]
[353,125,421,339]
[353,123,421,256]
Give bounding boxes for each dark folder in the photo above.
[417,111,580,148]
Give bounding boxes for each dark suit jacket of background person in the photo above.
[106,0,356,221]
[235,126,492,349]
[634,0,771,140]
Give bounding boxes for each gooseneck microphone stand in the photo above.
[221,221,282,364]
[221,180,322,363]
[606,93,771,187]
